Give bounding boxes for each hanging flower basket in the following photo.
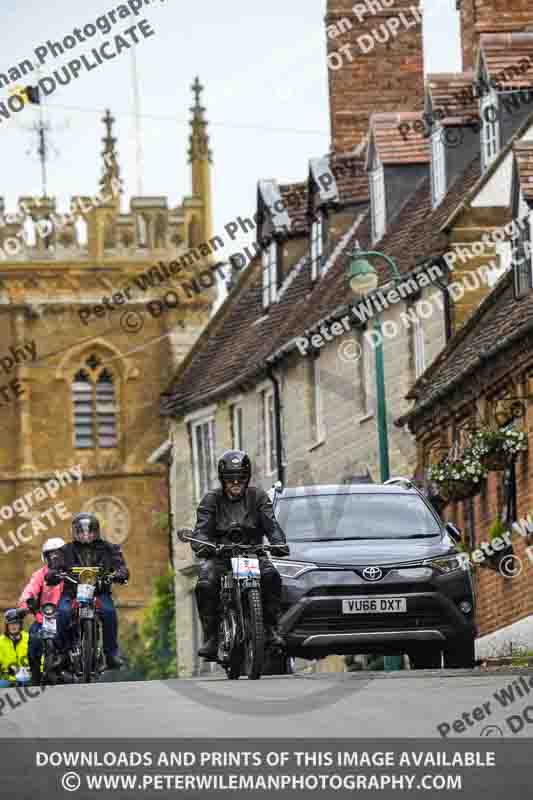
[470,425,528,472]
[438,479,482,502]
[427,452,487,502]
[480,451,510,471]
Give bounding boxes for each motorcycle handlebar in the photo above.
[180,534,281,555]
[57,570,116,584]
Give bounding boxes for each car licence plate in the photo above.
[342,597,407,614]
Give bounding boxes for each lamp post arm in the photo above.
[358,251,402,281]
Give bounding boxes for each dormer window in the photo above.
[370,164,385,243]
[311,211,328,281]
[481,90,500,171]
[512,211,532,299]
[262,240,279,309]
[430,127,446,207]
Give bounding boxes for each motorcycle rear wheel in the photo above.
[81,620,94,683]
[244,588,264,680]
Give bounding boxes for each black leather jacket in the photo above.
[192,487,288,555]
[45,540,129,596]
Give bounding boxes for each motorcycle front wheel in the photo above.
[81,620,94,683]
[243,587,265,680]
[221,611,241,680]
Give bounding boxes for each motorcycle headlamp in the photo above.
[42,603,56,617]
[270,559,317,579]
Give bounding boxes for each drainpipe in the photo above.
[434,259,453,342]
[166,451,174,568]
[267,365,286,486]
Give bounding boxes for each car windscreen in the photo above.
[275,493,441,541]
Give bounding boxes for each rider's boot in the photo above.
[198,616,219,660]
[105,653,123,670]
[30,663,41,687]
[264,597,285,648]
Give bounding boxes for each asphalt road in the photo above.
[2,668,533,739]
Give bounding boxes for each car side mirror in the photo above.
[445,522,462,544]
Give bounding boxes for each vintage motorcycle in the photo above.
[54,566,117,684]
[178,526,280,681]
[23,596,63,686]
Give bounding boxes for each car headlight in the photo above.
[270,559,317,578]
[427,555,466,574]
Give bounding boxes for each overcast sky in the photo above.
[1,0,461,264]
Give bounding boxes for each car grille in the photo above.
[293,602,447,635]
[306,585,425,597]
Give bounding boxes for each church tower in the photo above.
[0,81,215,629]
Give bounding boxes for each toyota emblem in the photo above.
[362,566,383,582]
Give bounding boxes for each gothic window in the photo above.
[72,356,118,449]
[137,214,148,248]
[75,217,88,246]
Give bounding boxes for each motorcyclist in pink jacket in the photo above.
[17,538,65,686]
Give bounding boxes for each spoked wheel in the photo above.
[243,588,265,680]
[222,612,242,680]
[81,620,94,683]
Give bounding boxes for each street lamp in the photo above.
[347,250,401,483]
[348,251,403,672]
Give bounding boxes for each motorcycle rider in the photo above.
[0,608,29,687]
[17,537,65,686]
[191,450,290,660]
[45,512,129,670]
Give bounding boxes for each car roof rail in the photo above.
[384,477,416,490]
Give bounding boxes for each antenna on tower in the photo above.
[131,48,144,195]
[11,65,69,198]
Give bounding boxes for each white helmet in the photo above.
[42,537,65,565]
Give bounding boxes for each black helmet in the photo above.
[218,450,251,496]
[72,512,100,544]
[4,608,23,636]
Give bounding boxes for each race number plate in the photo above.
[342,597,407,614]
[77,583,95,603]
[42,617,57,633]
[79,606,94,619]
[231,557,260,578]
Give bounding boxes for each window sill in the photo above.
[309,437,326,453]
[358,412,374,424]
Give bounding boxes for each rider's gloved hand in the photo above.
[270,544,290,557]
[25,597,39,614]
